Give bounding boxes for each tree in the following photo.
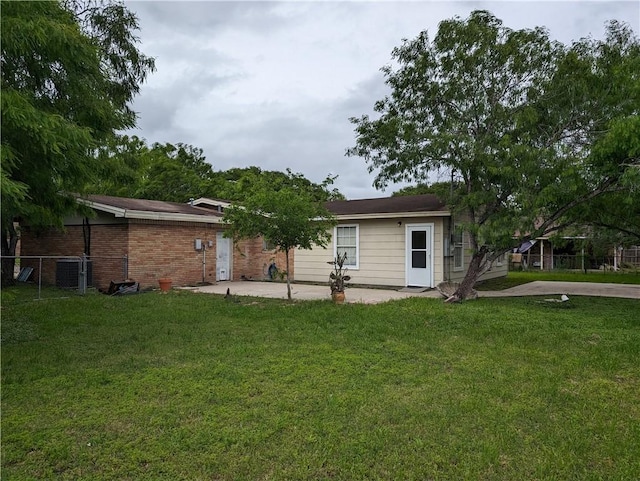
[392,181,461,202]
[90,141,345,204]
[565,115,640,245]
[348,11,639,300]
[209,167,345,203]
[223,172,337,300]
[132,142,215,202]
[1,0,154,283]
[90,135,150,198]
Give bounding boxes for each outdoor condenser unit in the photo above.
[56,259,93,288]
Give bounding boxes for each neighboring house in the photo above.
[19,194,292,290]
[514,236,640,271]
[295,194,508,288]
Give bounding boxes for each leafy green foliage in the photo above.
[91,138,345,204]
[91,135,216,202]
[392,181,462,202]
[1,0,154,281]
[348,10,640,298]
[2,288,640,479]
[223,172,336,299]
[566,115,640,244]
[208,166,345,203]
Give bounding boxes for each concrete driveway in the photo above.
[480,281,640,300]
[183,280,640,303]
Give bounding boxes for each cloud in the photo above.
[125,1,640,199]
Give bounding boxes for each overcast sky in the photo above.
[125,1,639,200]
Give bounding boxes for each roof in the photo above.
[77,194,225,223]
[326,194,449,219]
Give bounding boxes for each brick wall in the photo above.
[20,224,128,289]
[233,238,294,281]
[20,220,294,290]
[127,220,218,288]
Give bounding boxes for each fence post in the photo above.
[79,254,88,295]
[123,255,129,280]
[38,256,43,300]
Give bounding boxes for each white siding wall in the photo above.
[296,217,447,287]
[446,228,509,283]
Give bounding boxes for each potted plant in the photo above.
[328,252,351,304]
[158,277,172,293]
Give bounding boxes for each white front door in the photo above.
[406,224,433,287]
[216,232,231,281]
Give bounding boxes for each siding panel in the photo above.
[297,217,446,287]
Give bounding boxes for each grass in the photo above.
[2,286,640,480]
[476,269,640,290]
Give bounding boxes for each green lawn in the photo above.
[2,286,639,480]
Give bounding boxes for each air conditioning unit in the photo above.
[56,259,93,288]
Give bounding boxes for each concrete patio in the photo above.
[182,280,640,303]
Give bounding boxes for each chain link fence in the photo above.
[511,251,640,273]
[3,255,128,299]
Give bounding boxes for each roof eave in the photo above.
[335,210,451,220]
[77,199,126,217]
[77,198,223,224]
[121,210,223,223]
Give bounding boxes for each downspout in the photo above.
[82,217,91,256]
[202,242,206,284]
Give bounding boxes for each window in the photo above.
[335,225,359,269]
[262,238,277,251]
[453,226,464,271]
[495,252,505,266]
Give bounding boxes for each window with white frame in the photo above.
[335,225,359,269]
[453,226,464,271]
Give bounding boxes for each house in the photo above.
[294,194,508,288]
[19,194,292,290]
[514,235,640,271]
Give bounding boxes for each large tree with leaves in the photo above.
[90,139,345,204]
[208,167,345,203]
[564,115,640,245]
[1,0,154,283]
[348,11,639,300]
[91,136,216,202]
[223,172,337,300]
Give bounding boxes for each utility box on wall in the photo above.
[194,238,202,251]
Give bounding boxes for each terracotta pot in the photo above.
[332,291,346,304]
[158,277,172,292]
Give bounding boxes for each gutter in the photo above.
[334,210,451,221]
[76,199,223,224]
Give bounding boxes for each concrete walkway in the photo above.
[480,280,640,300]
[183,280,640,303]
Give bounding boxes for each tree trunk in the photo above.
[1,222,19,286]
[285,248,292,300]
[447,247,488,303]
